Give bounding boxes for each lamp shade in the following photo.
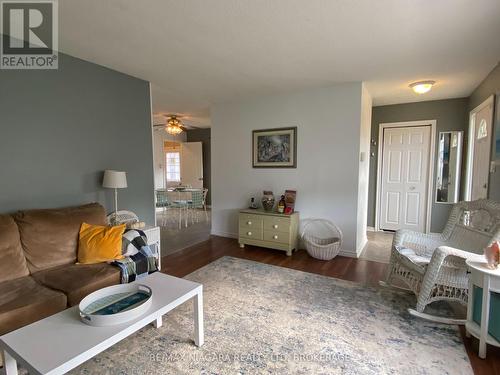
[102,170,127,189]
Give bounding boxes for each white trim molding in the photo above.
[148,82,157,228]
[375,120,437,234]
[210,230,238,239]
[464,95,495,201]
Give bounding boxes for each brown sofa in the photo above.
[0,203,121,337]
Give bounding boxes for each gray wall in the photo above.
[211,83,367,255]
[186,128,211,205]
[468,62,500,202]
[368,98,469,232]
[0,52,155,224]
[469,63,500,110]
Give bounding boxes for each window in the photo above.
[166,152,181,182]
[477,119,488,139]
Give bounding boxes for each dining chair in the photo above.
[187,190,207,223]
[155,190,170,226]
[169,191,189,229]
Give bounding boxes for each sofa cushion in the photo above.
[32,263,121,306]
[14,203,106,273]
[0,276,67,336]
[0,215,30,283]
[78,223,126,264]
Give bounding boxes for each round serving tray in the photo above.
[79,283,152,327]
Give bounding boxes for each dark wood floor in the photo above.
[161,235,500,375]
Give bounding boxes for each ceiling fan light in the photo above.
[409,80,435,94]
[165,115,184,135]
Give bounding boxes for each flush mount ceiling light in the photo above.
[165,115,183,135]
[409,80,435,94]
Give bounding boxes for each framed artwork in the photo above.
[252,127,297,168]
[495,93,500,163]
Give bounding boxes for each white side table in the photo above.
[143,226,161,270]
[465,259,500,359]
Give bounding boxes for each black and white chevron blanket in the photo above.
[112,229,158,284]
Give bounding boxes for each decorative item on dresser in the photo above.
[261,190,275,211]
[238,209,299,256]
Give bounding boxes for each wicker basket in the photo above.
[301,219,343,260]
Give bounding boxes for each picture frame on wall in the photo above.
[252,127,297,168]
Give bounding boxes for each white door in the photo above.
[379,126,431,232]
[470,101,493,200]
[180,142,203,188]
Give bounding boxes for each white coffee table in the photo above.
[0,272,203,375]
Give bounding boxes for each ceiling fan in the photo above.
[152,114,202,135]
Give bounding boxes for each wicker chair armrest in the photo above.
[416,245,483,312]
[392,229,445,256]
[434,246,485,265]
[423,246,484,283]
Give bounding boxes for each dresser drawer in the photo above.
[263,216,291,233]
[263,230,289,244]
[239,214,263,230]
[240,227,263,240]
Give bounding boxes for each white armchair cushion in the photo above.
[395,245,431,268]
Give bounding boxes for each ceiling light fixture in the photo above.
[165,115,183,135]
[409,80,435,94]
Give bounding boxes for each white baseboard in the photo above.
[211,230,238,239]
[339,248,359,258]
[367,226,376,232]
[212,231,363,258]
[354,237,368,258]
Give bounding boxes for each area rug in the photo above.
[70,256,472,375]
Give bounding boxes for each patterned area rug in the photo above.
[71,257,472,375]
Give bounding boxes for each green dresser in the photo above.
[238,209,299,256]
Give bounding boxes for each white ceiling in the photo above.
[59,0,500,127]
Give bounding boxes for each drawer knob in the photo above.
[247,231,252,236]
[273,224,278,229]
[247,221,252,225]
[273,235,278,239]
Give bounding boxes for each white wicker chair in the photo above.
[382,199,500,324]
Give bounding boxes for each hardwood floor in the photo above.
[161,235,500,375]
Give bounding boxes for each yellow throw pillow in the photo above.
[78,222,126,264]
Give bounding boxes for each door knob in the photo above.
[273,235,278,239]
[247,231,252,236]
[247,221,252,225]
[273,224,278,229]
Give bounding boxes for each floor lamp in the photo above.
[102,170,128,225]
